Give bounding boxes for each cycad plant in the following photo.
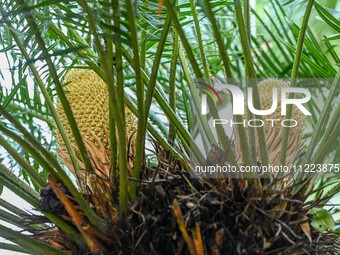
[0,0,339,254]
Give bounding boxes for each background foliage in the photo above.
[0,0,339,254]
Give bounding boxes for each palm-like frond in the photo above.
[0,0,339,254]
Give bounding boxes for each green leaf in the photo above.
[2,76,26,109]
[314,2,340,33]
[0,242,30,254]
[0,224,66,255]
[310,208,336,233]
[324,34,340,41]
[282,0,297,6]
[282,0,307,6]
[0,45,15,52]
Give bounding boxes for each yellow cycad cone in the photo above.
[55,69,136,186]
[235,79,304,170]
